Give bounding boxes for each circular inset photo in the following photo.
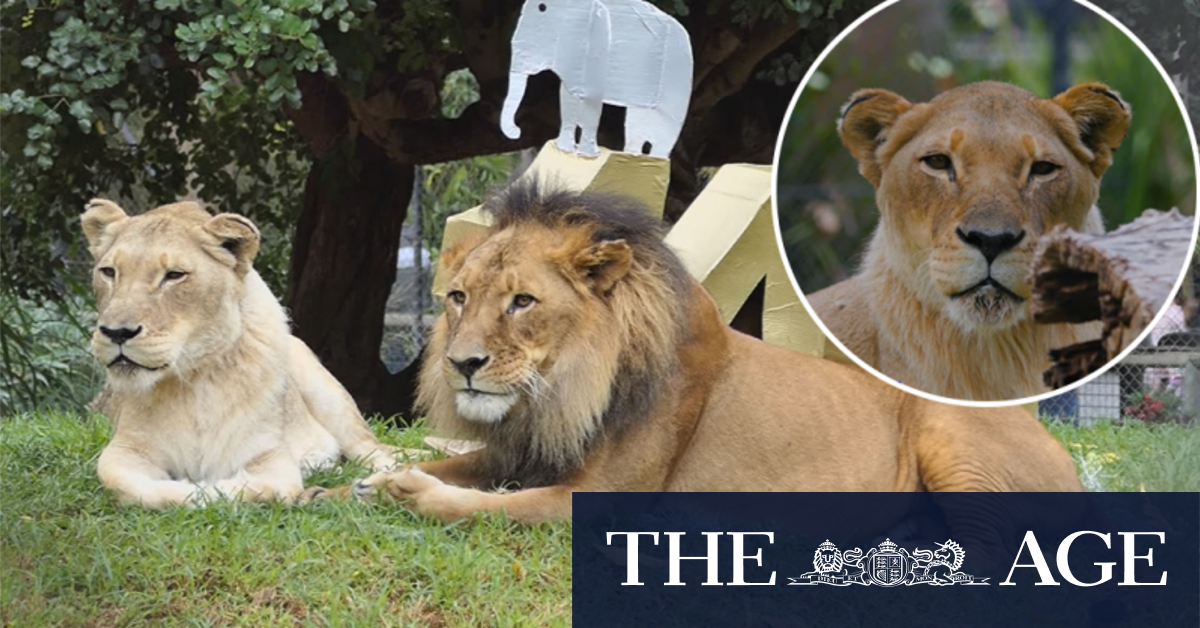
[774,0,1198,404]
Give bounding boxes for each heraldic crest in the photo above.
[788,538,989,586]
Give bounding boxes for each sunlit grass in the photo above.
[1044,418,1200,492]
[0,412,571,627]
[3,411,1193,625]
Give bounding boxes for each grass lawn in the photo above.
[0,412,572,627]
[1,412,1196,626]
[1045,418,1200,491]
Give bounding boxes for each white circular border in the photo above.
[770,0,1200,408]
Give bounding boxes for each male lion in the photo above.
[312,182,1083,536]
[82,199,395,507]
[808,81,1130,400]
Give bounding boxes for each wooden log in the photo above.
[1032,209,1196,388]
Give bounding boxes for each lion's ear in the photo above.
[572,239,632,295]
[1050,83,1131,177]
[837,88,913,187]
[80,198,129,258]
[203,213,260,276]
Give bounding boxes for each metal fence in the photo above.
[1042,249,1200,423]
[380,154,527,373]
[380,166,442,375]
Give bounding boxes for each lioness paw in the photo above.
[362,448,400,472]
[187,482,227,507]
[298,485,354,504]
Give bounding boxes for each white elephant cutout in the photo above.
[499,0,694,158]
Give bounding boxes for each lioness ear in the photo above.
[203,213,260,276]
[1050,83,1131,177]
[837,88,913,187]
[573,239,632,294]
[80,198,128,258]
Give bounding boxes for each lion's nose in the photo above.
[956,227,1025,264]
[449,355,490,378]
[99,325,143,345]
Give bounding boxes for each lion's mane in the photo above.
[417,181,693,488]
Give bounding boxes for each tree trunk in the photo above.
[287,135,417,418]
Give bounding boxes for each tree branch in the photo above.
[690,19,802,113]
[286,72,350,157]
[455,0,524,100]
[382,73,560,163]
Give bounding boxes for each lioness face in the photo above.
[435,224,631,424]
[839,81,1129,330]
[80,200,261,392]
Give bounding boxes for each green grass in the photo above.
[0,412,572,627]
[1044,418,1200,492]
[2,413,1196,626]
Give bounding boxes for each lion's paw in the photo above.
[353,466,443,501]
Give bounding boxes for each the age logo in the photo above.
[603,530,1169,587]
[788,538,988,586]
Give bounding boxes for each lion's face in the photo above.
[839,81,1129,330]
[815,548,843,573]
[433,224,632,424]
[81,200,261,392]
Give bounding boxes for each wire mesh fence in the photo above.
[380,166,445,375]
[1042,248,1200,423]
[380,154,525,374]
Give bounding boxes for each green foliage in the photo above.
[1123,388,1187,423]
[1071,22,1195,223]
[2,0,371,168]
[419,156,517,258]
[731,0,846,26]
[0,413,573,626]
[167,0,374,109]
[1045,418,1200,491]
[1,0,313,304]
[440,68,480,119]
[756,53,809,86]
[0,293,101,415]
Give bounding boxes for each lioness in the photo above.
[807,81,1130,400]
[82,199,395,507]
[312,182,1082,538]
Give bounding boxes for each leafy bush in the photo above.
[0,292,101,415]
[1123,389,1186,423]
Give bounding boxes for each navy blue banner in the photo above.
[574,493,1199,627]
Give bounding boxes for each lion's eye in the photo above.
[99,267,116,278]
[1030,161,1059,176]
[511,294,536,311]
[921,154,952,170]
[447,290,466,306]
[163,270,188,282]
